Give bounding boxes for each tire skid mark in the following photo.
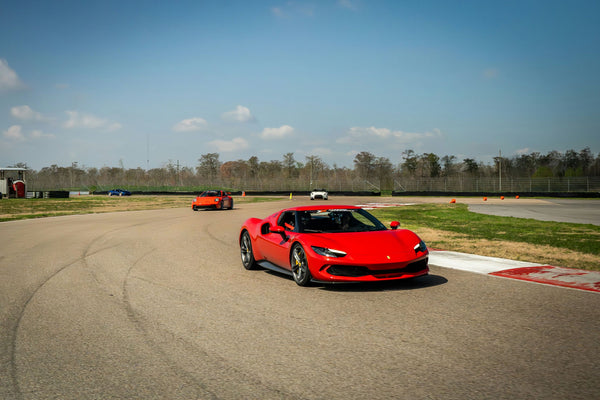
[202,220,237,248]
[77,216,218,397]
[8,218,181,399]
[122,273,303,400]
[81,216,188,298]
[7,254,84,400]
[121,250,218,399]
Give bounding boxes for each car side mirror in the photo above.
[270,225,285,235]
[390,221,400,230]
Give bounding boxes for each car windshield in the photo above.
[297,208,386,233]
[200,191,220,197]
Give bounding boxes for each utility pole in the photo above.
[499,149,502,192]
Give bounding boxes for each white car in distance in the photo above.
[310,189,328,200]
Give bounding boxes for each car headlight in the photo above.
[414,240,427,254]
[311,246,347,257]
[214,198,220,202]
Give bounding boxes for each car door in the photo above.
[257,211,296,268]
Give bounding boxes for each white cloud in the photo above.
[106,122,122,132]
[516,147,530,155]
[221,105,255,123]
[2,125,55,142]
[260,125,294,139]
[209,137,249,152]
[64,110,121,131]
[3,125,25,141]
[11,105,46,121]
[0,59,24,91]
[337,126,443,144]
[338,0,358,11]
[30,130,55,139]
[271,3,314,18]
[311,147,333,156]
[271,7,285,17]
[172,117,208,132]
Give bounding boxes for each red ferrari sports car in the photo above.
[192,190,233,211]
[239,205,429,286]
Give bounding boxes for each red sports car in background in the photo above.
[239,205,429,286]
[192,190,233,211]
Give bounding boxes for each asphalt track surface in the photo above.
[468,198,600,225]
[1,197,599,399]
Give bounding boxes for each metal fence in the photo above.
[219,176,600,193]
[393,177,600,193]
[22,174,600,194]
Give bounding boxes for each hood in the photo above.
[306,229,425,260]
[195,196,220,203]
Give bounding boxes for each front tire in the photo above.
[241,231,257,270]
[291,244,312,286]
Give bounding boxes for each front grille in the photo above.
[326,257,428,277]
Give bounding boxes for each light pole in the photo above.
[499,149,502,192]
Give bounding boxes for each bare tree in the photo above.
[283,152,297,178]
[197,153,221,184]
[353,151,376,180]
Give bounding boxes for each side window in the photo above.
[278,211,296,231]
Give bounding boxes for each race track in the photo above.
[1,198,599,399]
[469,198,600,225]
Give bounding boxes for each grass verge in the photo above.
[0,195,282,222]
[371,203,600,271]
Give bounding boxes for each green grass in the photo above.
[370,203,600,256]
[0,195,283,222]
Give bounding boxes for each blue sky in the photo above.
[1,0,599,170]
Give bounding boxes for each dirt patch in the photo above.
[416,227,600,271]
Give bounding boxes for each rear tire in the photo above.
[241,231,257,270]
[291,244,312,286]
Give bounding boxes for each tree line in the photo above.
[9,147,600,192]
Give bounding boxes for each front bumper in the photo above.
[311,256,429,282]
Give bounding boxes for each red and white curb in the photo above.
[429,250,600,293]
